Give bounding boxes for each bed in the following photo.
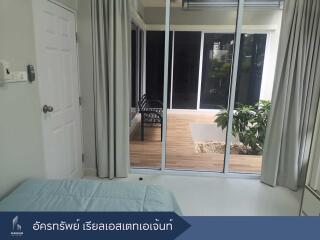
[0,179,181,214]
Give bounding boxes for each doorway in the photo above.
[130,0,281,176]
[33,0,82,179]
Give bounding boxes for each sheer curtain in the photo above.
[261,0,320,190]
[91,0,130,178]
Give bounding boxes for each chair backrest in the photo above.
[138,94,149,112]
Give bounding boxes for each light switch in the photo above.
[0,60,12,81]
[12,71,28,82]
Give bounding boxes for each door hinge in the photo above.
[79,96,82,106]
[75,32,78,43]
[82,153,85,164]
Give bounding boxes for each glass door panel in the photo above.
[129,6,168,170]
[235,34,267,106]
[200,33,234,109]
[229,33,267,174]
[172,31,201,109]
[165,2,237,172]
[145,31,173,106]
[130,23,138,119]
[228,2,283,174]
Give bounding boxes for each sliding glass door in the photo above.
[163,1,239,172]
[129,8,167,169]
[228,1,279,174]
[130,0,282,176]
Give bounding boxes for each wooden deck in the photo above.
[130,112,262,173]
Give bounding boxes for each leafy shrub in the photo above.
[214,100,271,155]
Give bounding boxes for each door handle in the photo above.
[43,105,54,113]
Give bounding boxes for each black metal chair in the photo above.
[138,94,163,141]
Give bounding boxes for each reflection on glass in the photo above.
[172,31,201,109]
[145,31,172,105]
[165,1,238,172]
[129,5,167,169]
[200,33,234,109]
[227,2,283,174]
[212,33,269,174]
[227,34,269,174]
[236,34,267,106]
[129,0,282,174]
[130,23,138,118]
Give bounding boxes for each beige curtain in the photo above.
[91,0,130,178]
[261,0,320,190]
[308,98,320,191]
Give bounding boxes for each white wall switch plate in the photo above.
[12,71,28,82]
[0,60,12,81]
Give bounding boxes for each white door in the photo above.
[33,0,82,179]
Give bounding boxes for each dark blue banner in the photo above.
[0,212,190,240]
[1,213,320,240]
[178,217,320,240]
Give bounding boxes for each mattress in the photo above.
[0,179,181,214]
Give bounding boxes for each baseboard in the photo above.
[83,168,97,177]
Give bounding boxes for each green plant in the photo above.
[214,100,271,155]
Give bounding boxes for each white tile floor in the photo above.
[86,174,302,216]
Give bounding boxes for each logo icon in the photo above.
[11,216,24,237]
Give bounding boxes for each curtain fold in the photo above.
[309,97,320,191]
[91,0,130,178]
[261,0,320,190]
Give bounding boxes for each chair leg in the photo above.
[141,116,144,141]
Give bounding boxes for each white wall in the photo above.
[55,0,78,10]
[77,0,97,176]
[0,0,78,199]
[0,0,45,199]
[132,0,145,19]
